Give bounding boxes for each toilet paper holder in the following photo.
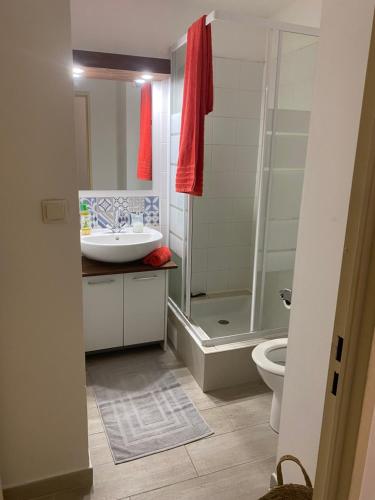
[279,288,292,309]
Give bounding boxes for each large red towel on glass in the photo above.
[175,15,213,196]
[137,82,152,180]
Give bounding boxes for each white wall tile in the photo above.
[206,270,228,293]
[266,250,296,272]
[267,219,299,251]
[170,233,183,258]
[161,111,168,143]
[192,197,211,224]
[232,197,254,221]
[192,248,208,273]
[171,113,181,134]
[231,222,252,246]
[204,116,213,144]
[236,118,260,146]
[204,145,212,171]
[227,246,252,269]
[207,247,231,271]
[192,223,209,249]
[213,57,240,89]
[212,117,236,145]
[227,268,252,290]
[211,145,236,172]
[236,90,262,119]
[208,222,233,247]
[205,172,234,197]
[170,206,184,238]
[275,110,310,134]
[170,134,179,165]
[170,187,184,210]
[231,171,257,198]
[206,198,234,222]
[269,170,304,220]
[191,273,207,295]
[239,61,264,91]
[160,143,168,173]
[235,146,258,171]
[212,87,237,117]
[273,135,308,169]
[187,57,267,293]
[160,225,168,245]
[160,198,168,225]
[160,171,168,199]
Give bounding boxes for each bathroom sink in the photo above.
[80,227,163,263]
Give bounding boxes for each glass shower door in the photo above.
[168,44,190,314]
[252,30,319,332]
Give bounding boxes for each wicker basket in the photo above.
[258,455,313,500]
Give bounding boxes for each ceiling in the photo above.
[70,0,295,59]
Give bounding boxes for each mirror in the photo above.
[73,77,153,191]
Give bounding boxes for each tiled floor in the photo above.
[39,345,277,500]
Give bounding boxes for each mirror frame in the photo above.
[73,50,171,197]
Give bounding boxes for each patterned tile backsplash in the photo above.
[80,196,159,230]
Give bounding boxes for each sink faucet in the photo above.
[107,208,127,233]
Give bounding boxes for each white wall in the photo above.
[0,0,89,489]
[274,0,322,28]
[70,0,296,58]
[277,0,375,482]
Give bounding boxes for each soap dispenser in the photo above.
[80,201,92,235]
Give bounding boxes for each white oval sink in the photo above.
[81,227,163,263]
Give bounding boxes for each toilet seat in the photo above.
[252,338,288,376]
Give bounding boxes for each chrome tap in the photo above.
[106,208,127,233]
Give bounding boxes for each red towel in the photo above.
[175,15,213,196]
[143,246,172,267]
[137,82,152,180]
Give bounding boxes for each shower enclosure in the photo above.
[168,12,319,347]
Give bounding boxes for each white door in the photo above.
[83,274,123,352]
[123,271,166,346]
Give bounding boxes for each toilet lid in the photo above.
[251,338,288,376]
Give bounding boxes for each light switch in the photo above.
[41,199,67,224]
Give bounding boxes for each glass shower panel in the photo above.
[168,44,189,311]
[189,21,268,340]
[254,31,318,331]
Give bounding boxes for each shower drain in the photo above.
[218,319,230,325]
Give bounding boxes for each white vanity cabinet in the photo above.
[83,274,124,352]
[82,269,167,352]
[123,271,166,346]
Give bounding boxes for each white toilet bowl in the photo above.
[251,338,287,433]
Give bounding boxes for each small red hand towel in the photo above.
[137,82,152,180]
[143,246,172,267]
[175,15,213,196]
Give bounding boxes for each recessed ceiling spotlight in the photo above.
[141,74,153,80]
[135,78,145,84]
[72,66,84,78]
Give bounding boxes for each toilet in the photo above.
[252,338,288,433]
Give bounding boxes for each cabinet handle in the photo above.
[132,276,158,281]
[87,279,116,285]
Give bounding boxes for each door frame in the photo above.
[314,13,375,500]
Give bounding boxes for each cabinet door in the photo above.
[83,274,123,352]
[123,271,166,346]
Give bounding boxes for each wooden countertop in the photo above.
[82,256,178,277]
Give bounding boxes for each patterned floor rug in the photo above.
[88,358,213,463]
